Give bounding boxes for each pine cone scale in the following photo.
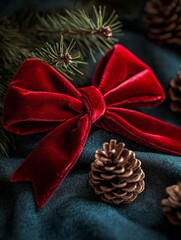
[113,191,127,197]
[102,194,116,201]
[89,172,102,181]
[170,79,181,89]
[94,159,104,166]
[167,215,180,225]
[121,192,134,201]
[135,181,145,192]
[127,171,145,183]
[99,185,114,192]
[170,102,181,112]
[168,196,181,207]
[100,173,117,180]
[112,168,125,175]
[111,181,127,188]
[122,183,138,192]
[104,166,117,171]
[167,186,181,200]
[177,212,181,220]
[127,159,140,170]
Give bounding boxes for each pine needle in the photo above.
[36,5,122,61]
[30,35,87,80]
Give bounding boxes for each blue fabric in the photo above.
[1,1,181,239]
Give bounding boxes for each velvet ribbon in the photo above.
[3,44,181,208]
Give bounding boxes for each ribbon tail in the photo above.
[11,114,91,208]
[95,108,181,156]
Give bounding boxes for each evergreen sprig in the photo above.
[0,119,16,157]
[0,25,29,70]
[36,6,122,61]
[0,25,29,157]
[31,35,87,80]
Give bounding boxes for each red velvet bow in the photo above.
[3,44,181,208]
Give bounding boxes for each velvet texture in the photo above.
[3,44,181,208]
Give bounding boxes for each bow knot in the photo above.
[79,86,105,123]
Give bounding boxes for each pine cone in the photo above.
[89,140,145,204]
[144,0,181,45]
[161,183,181,227]
[169,70,181,113]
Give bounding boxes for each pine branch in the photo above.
[0,73,16,157]
[31,35,87,80]
[0,24,28,157]
[0,120,16,157]
[36,6,122,61]
[0,25,30,70]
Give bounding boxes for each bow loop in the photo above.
[3,59,84,135]
[79,86,105,123]
[92,44,165,108]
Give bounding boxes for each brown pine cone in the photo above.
[169,70,181,113]
[144,0,181,45]
[161,182,181,227]
[89,140,145,204]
